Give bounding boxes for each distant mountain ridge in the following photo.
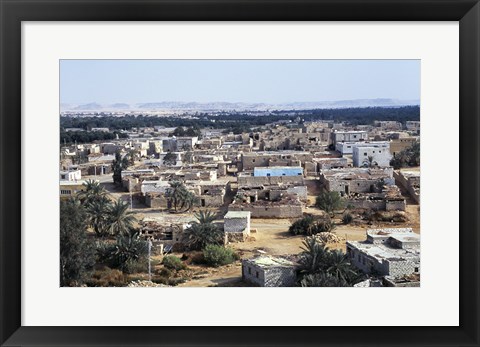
[61,98,420,112]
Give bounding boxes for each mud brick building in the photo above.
[346,228,420,281]
[242,256,297,287]
[224,211,251,242]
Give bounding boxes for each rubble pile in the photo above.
[127,280,168,287]
[315,232,344,244]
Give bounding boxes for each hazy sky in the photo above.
[60,60,420,104]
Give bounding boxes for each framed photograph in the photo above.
[1,0,479,346]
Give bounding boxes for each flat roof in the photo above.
[59,180,88,185]
[321,168,393,180]
[347,241,419,262]
[224,211,251,219]
[254,166,303,170]
[246,256,295,268]
[367,228,413,236]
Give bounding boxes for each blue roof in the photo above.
[253,166,303,177]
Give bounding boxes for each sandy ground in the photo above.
[177,184,421,286]
[89,173,420,287]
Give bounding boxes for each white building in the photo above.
[346,228,420,279]
[59,169,81,181]
[336,141,390,155]
[332,130,368,145]
[353,144,392,167]
[141,180,170,194]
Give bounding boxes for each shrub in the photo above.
[96,232,149,274]
[182,251,205,265]
[289,215,315,235]
[159,268,173,277]
[162,255,187,271]
[315,191,344,215]
[86,268,127,287]
[289,215,335,236]
[312,215,335,233]
[203,244,237,267]
[342,212,353,224]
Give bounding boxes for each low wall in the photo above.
[238,175,304,187]
[145,194,169,209]
[394,171,420,204]
[229,204,303,218]
[348,199,386,210]
[386,199,406,211]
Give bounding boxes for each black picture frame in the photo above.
[1,0,479,346]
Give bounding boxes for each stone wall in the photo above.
[304,179,323,195]
[145,194,169,209]
[386,199,406,211]
[229,204,303,218]
[286,186,308,200]
[197,194,225,208]
[394,171,420,204]
[225,232,246,243]
[242,260,297,287]
[238,175,304,187]
[304,161,318,176]
[348,199,386,210]
[387,259,420,278]
[326,178,381,194]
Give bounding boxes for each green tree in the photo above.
[193,210,217,224]
[112,150,129,185]
[60,198,96,286]
[183,150,194,164]
[98,231,149,273]
[86,199,111,237]
[172,126,186,137]
[183,210,223,250]
[165,181,186,212]
[298,236,329,275]
[126,149,140,166]
[79,179,109,205]
[297,236,361,287]
[163,152,177,166]
[300,273,349,287]
[315,191,344,216]
[390,141,420,169]
[325,250,357,283]
[107,199,137,236]
[178,190,199,212]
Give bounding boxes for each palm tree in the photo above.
[299,273,349,287]
[362,156,378,168]
[179,191,199,212]
[298,236,329,275]
[183,150,194,164]
[86,199,111,236]
[107,199,137,236]
[79,179,109,205]
[126,149,140,166]
[165,181,188,212]
[163,152,177,166]
[181,209,222,250]
[112,150,129,185]
[325,250,357,283]
[193,210,217,224]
